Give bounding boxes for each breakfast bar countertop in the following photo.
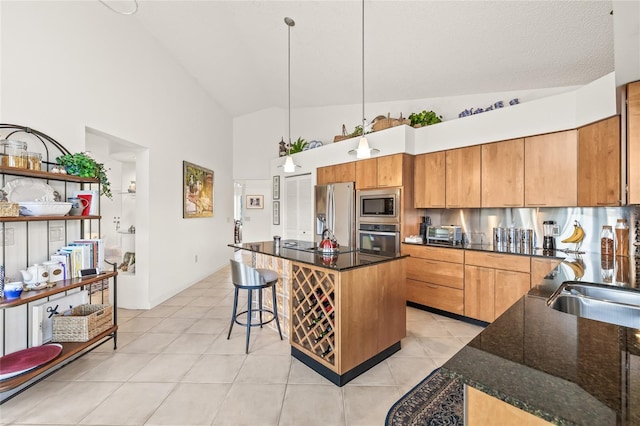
[441,252,640,425]
[230,240,406,271]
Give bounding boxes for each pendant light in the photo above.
[348,0,379,159]
[279,17,300,173]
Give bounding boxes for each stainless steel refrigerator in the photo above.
[315,182,355,249]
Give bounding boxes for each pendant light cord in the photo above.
[362,0,365,133]
[98,0,138,15]
[288,22,292,150]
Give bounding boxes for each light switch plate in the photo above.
[49,225,64,242]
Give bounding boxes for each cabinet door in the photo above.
[377,154,403,187]
[285,175,313,240]
[464,265,495,322]
[414,152,446,208]
[524,130,577,207]
[334,162,356,183]
[577,116,621,206]
[481,139,524,207]
[317,166,334,185]
[530,257,561,287]
[446,146,481,208]
[355,158,377,189]
[494,270,530,319]
[629,82,640,204]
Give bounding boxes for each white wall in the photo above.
[0,1,234,309]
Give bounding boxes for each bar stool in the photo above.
[228,259,283,353]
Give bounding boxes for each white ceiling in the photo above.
[125,0,614,118]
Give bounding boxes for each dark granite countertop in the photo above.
[441,251,640,425]
[229,240,406,271]
[402,240,567,260]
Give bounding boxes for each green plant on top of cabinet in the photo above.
[524,130,577,207]
[481,139,524,207]
[446,145,481,208]
[577,116,621,206]
[414,151,446,208]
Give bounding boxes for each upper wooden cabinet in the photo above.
[481,139,524,208]
[446,146,481,208]
[577,116,621,206]
[414,151,446,208]
[355,154,410,190]
[524,130,578,207]
[317,162,356,185]
[628,81,640,205]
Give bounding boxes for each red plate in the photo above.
[0,344,63,381]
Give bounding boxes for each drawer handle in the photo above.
[526,203,547,206]
[426,284,439,289]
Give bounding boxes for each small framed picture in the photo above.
[273,201,280,225]
[246,195,264,209]
[273,175,280,200]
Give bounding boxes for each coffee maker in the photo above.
[419,216,431,240]
[543,220,558,251]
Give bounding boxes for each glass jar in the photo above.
[0,139,27,168]
[615,219,629,257]
[25,152,42,171]
[600,225,614,257]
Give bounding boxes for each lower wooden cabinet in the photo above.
[466,386,553,426]
[402,244,464,315]
[464,251,531,322]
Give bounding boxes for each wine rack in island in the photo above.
[289,257,406,385]
[290,264,337,367]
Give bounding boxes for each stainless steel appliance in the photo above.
[357,188,400,223]
[426,225,462,245]
[358,223,400,255]
[315,182,355,249]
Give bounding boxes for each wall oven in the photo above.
[357,223,400,256]
[357,188,400,223]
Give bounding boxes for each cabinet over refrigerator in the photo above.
[315,182,355,250]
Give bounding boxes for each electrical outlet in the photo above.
[1,228,14,246]
[195,255,198,263]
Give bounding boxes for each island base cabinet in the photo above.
[465,386,553,426]
[407,279,464,315]
[289,259,406,385]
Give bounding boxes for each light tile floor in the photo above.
[1,266,483,426]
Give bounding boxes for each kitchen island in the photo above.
[441,253,640,425]
[230,240,407,386]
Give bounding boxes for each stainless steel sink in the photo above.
[547,281,640,329]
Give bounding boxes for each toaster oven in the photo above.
[426,225,463,245]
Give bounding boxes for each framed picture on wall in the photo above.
[246,195,264,209]
[273,175,280,200]
[183,161,214,218]
[273,201,280,225]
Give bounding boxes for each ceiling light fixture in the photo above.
[279,17,300,174]
[98,0,138,15]
[348,0,379,159]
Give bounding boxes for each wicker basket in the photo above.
[52,304,113,342]
[333,124,352,142]
[0,202,19,217]
[372,113,410,132]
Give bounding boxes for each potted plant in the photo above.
[56,153,112,199]
[288,137,308,154]
[408,110,443,128]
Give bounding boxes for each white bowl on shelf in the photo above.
[18,202,72,216]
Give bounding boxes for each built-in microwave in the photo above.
[357,188,400,223]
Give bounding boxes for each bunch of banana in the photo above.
[562,257,585,279]
[561,220,585,244]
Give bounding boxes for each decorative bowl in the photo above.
[3,284,23,300]
[18,202,72,216]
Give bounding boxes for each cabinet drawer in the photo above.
[406,257,464,289]
[407,279,464,315]
[465,251,530,273]
[402,244,464,263]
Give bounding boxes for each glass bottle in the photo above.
[615,219,629,257]
[601,225,614,257]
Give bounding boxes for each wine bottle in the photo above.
[313,325,333,343]
[320,346,333,358]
